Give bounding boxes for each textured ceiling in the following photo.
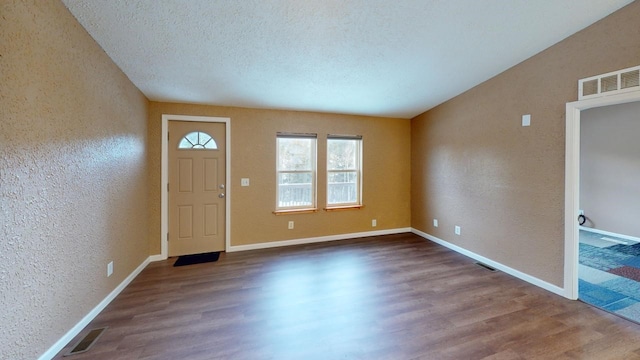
[62,0,633,118]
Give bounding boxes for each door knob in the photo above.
[219,184,225,189]
[218,193,225,198]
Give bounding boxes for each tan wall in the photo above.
[411,1,640,287]
[148,102,411,253]
[581,102,640,238]
[1,1,149,358]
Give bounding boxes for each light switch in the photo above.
[241,178,250,186]
[522,114,531,127]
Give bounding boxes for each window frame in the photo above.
[177,131,218,150]
[326,135,363,209]
[275,133,318,212]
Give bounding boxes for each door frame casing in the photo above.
[161,114,231,260]
[564,91,640,299]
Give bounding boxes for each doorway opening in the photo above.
[565,91,640,321]
[577,101,640,322]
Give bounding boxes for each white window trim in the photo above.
[275,134,318,212]
[326,136,363,208]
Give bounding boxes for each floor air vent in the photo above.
[64,327,107,356]
[579,65,640,100]
[475,262,497,272]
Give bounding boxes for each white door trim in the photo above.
[161,114,231,260]
[564,91,640,299]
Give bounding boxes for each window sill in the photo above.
[273,208,318,215]
[324,205,364,212]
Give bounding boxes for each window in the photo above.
[178,131,218,149]
[276,133,317,210]
[327,135,362,207]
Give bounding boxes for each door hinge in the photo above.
[167,232,169,241]
[167,132,170,141]
[167,182,169,192]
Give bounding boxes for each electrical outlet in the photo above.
[372,219,377,227]
[107,261,113,277]
[241,178,250,186]
[455,226,461,235]
[433,219,438,227]
[288,221,294,230]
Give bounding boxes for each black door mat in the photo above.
[173,252,220,267]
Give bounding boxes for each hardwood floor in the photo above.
[54,233,640,359]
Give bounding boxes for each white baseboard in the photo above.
[411,228,569,299]
[579,226,640,243]
[227,227,412,252]
[38,256,152,360]
[149,254,166,262]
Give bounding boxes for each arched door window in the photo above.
[178,131,218,150]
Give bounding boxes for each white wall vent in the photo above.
[578,65,640,100]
